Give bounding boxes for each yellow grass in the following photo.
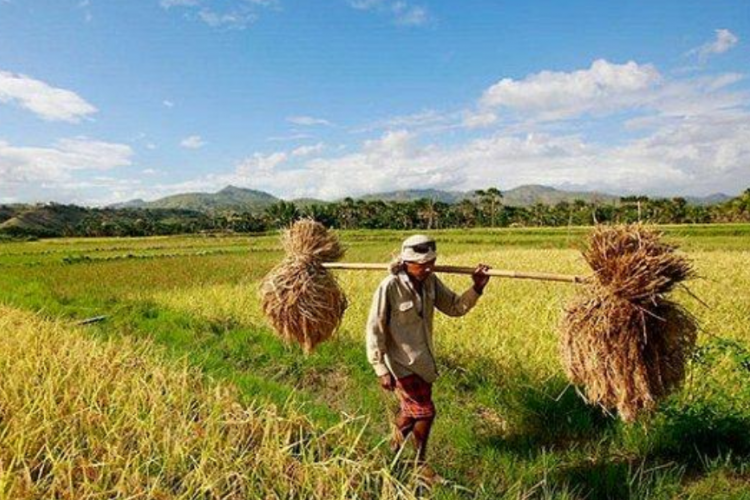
[0,306,421,499]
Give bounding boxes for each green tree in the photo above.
[475,187,503,227]
[264,201,300,229]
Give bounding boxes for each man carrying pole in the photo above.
[365,234,490,484]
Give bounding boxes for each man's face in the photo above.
[404,259,436,282]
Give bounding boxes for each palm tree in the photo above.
[475,187,503,227]
[416,198,439,229]
[264,201,300,229]
[455,199,478,228]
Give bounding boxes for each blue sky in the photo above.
[0,0,748,204]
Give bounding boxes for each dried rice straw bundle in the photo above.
[260,219,348,352]
[560,224,698,422]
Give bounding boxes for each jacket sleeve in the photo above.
[434,276,480,317]
[365,280,392,377]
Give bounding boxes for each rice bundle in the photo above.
[260,219,348,352]
[560,224,698,422]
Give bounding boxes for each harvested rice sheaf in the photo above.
[261,219,348,352]
[561,224,698,422]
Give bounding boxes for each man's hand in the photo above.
[379,373,396,391]
[472,263,491,293]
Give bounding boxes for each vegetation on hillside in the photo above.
[2,188,748,239]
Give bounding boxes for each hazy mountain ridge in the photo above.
[108,184,730,213]
[359,189,465,204]
[360,185,620,206]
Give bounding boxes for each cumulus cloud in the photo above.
[300,116,749,198]
[479,59,661,121]
[0,70,97,122]
[468,59,749,132]
[287,115,332,126]
[687,29,739,61]
[180,135,206,149]
[0,137,133,185]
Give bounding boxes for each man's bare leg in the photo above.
[412,416,434,462]
[391,413,415,452]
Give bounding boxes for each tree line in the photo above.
[1,188,749,239]
[261,188,750,230]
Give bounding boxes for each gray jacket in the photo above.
[365,271,480,383]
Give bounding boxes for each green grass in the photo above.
[1,224,749,498]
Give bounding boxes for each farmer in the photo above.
[365,234,490,481]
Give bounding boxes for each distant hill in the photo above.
[684,193,732,206]
[0,204,211,238]
[500,185,619,206]
[291,197,330,208]
[358,185,620,207]
[359,189,465,204]
[0,204,91,237]
[111,186,279,213]
[0,205,23,224]
[45,184,735,217]
[356,185,731,207]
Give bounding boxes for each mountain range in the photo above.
[109,185,730,213]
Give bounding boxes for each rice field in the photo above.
[1,225,749,499]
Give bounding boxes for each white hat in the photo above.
[400,234,437,264]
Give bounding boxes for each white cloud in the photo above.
[462,110,498,129]
[480,59,661,122]
[163,99,175,107]
[236,151,288,174]
[160,0,199,8]
[266,132,313,142]
[0,137,133,184]
[180,135,206,149]
[688,29,739,61]
[0,70,97,122]
[160,0,275,30]
[198,9,256,29]
[287,115,332,126]
[291,142,325,157]
[471,59,749,131]
[349,0,431,27]
[352,109,456,134]
[391,2,428,26]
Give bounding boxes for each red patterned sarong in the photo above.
[395,374,435,419]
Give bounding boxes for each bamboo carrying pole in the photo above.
[321,262,587,284]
